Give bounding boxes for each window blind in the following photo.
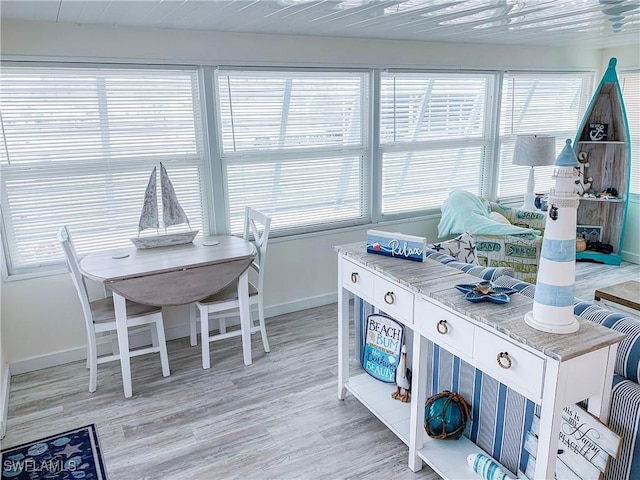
[497,72,592,200]
[379,72,493,215]
[0,66,206,274]
[217,70,368,236]
[620,71,640,196]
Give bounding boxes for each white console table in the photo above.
[335,242,624,480]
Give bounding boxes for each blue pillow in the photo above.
[438,190,539,237]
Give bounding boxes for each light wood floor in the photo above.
[2,260,638,480]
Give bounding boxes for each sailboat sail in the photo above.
[160,162,190,229]
[131,162,198,249]
[138,166,160,233]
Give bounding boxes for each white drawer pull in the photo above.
[436,319,449,335]
[497,352,512,369]
[384,291,395,305]
[351,272,359,284]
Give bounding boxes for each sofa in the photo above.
[436,190,546,283]
[424,247,640,480]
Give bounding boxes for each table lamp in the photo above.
[512,135,556,211]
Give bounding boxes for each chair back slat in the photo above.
[243,207,271,289]
[58,226,95,328]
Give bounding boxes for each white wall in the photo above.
[0,242,8,438]
[0,20,636,371]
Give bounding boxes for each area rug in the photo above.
[1,424,107,479]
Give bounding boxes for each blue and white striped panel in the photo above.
[430,345,535,475]
[426,249,462,265]
[425,249,515,281]
[492,275,536,299]
[574,302,640,383]
[605,375,640,480]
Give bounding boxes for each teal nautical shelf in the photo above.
[573,58,631,266]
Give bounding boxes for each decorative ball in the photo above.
[576,236,587,252]
[424,390,470,440]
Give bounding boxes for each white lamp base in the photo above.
[524,311,580,334]
[520,166,538,211]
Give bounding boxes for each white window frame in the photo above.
[0,63,209,277]
[619,69,640,198]
[496,70,594,203]
[0,61,607,279]
[214,67,370,237]
[378,69,497,219]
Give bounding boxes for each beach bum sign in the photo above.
[362,313,404,383]
[366,229,426,262]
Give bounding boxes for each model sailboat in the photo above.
[130,162,198,249]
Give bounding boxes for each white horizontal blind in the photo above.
[498,72,592,200]
[620,71,640,196]
[379,72,493,215]
[0,66,206,274]
[217,70,368,235]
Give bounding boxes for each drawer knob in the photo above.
[436,320,449,334]
[384,291,395,305]
[350,272,359,284]
[497,352,512,369]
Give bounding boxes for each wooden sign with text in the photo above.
[361,313,404,383]
[366,229,426,262]
[524,404,621,480]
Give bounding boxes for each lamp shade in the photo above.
[512,135,556,167]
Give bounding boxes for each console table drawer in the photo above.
[473,327,545,399]
[374,277,414,324]
[342,259,373,300]
[414,297,474,354]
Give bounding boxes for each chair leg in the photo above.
[219,317,226,334]
[150,322,159,348]
[199,306,211,369]
[87,335,98,393]
[258,297,270,353]
[154,317,170,377]
[189,303,197,346]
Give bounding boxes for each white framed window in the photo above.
[0,65,207,275]
[620,70,640,196]
[216,69,369,236]
[379,71,495,216]
[497,72,593,201]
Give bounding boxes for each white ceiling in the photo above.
[1,0,639,48]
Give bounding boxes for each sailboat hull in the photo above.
[131,230,199,249]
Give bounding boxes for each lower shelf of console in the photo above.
[345,372,512,480]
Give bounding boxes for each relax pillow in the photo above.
[438,190,539,237]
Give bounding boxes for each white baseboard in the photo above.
[8,292,338,376]
[621,250,640,265]
[1,362,10,438]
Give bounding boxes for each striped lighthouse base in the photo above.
[524,309,579,334]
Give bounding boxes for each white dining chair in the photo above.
[58,226,170,392]
[191,207,271,369]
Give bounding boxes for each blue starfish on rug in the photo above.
[1,424,107,479]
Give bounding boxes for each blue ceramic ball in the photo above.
[424,391,468,439]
